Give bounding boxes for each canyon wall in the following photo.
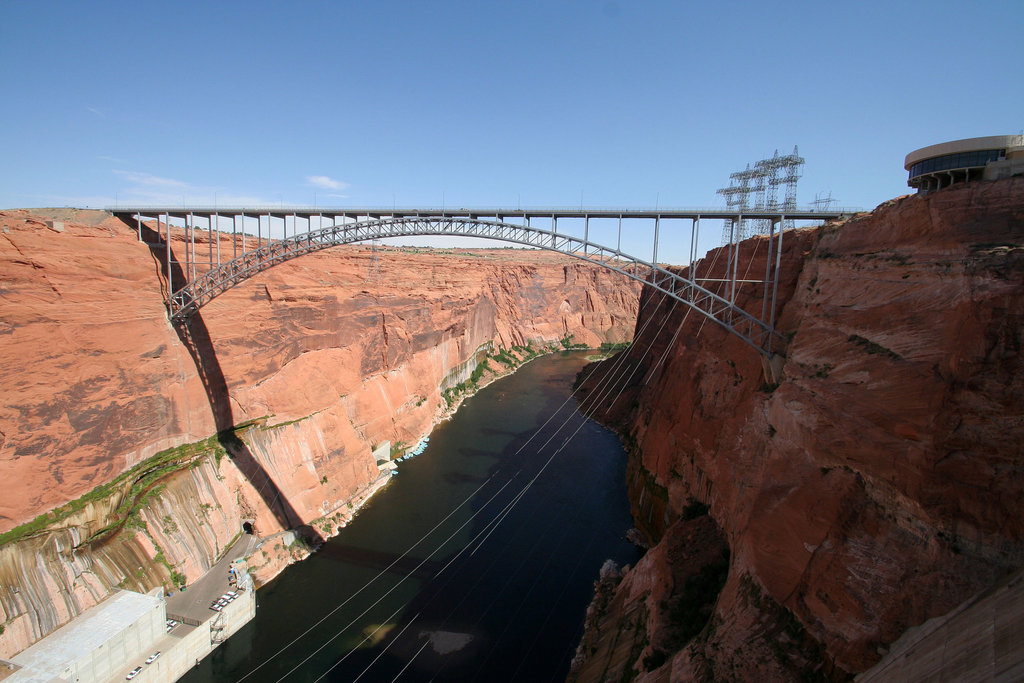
[0,209,639,656]
[572,178,1024,680]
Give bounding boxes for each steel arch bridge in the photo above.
[113,207,853,357]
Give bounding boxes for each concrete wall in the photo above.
[68,601,163,681]
[118,587,256,682]
[4,578,256,682]
[6,590,165,683]
[984,157,1024,181]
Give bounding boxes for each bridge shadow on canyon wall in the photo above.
[130,220,320,545]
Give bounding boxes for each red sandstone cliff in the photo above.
[0,209,638,655]
[572,178,1024,680]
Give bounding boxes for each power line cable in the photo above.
[376,251,732,680]
[270,238,740,680]
[270,473,525,681]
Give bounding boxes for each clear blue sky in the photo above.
[2,2,1021,223]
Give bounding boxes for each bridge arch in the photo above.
[165,215,782,355]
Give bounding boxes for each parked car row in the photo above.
[125,650,160,678]
[165,618,179,632]
[209,590,239,611]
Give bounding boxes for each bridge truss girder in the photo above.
[156,215,787,356]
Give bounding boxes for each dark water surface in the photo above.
[183,351,638,682]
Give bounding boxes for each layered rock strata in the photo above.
[573,178,1024,680]
[0,210,639,656]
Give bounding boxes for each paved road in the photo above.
[165,534,258,624]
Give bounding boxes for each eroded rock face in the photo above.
[575,178,1024,680]
[0,209,639,655]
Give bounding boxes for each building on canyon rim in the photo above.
[905,133,1024,193]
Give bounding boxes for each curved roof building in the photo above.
[905,134,1024,193]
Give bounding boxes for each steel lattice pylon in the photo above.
[717,147,805,242]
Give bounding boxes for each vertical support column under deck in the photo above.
[761,218,778,323]
[584,215,589,256]
[653,215,660,265]
[214,213,221,266]
[163,212,172,303]
[730,216,741,306]
[241,212,247,256]
[187,212,195,282]
[257,213,262,250]
[232,215,238,261]
[689,217,699,300]
[551,215,557,248]
[617,215,622,253]
[208,214,214,270]
[726,218,736,305]
[136,214,142,241]
[768,222,785,354]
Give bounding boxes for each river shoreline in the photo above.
[241,345,613,586]
[181,350,641,681]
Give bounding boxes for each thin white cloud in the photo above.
[111,169,278,207]
[114,170,191,190]
[86,106,104,118]
[307,175,348,191]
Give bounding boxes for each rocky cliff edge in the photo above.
[573,178,1024,680]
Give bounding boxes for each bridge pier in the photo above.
[689,217,699,301]
[164,212,172,297]
[724,218,737,304]
[584,215,589,257]
[761,218,779,327]
[769,218,784,341]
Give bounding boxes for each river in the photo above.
[181,350,639,682]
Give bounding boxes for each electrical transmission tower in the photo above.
[367,238,381,282]
[716,164,758,244]
[811,190,837,212]
[716,146,804,244]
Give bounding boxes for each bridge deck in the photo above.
[110,206,856,221]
